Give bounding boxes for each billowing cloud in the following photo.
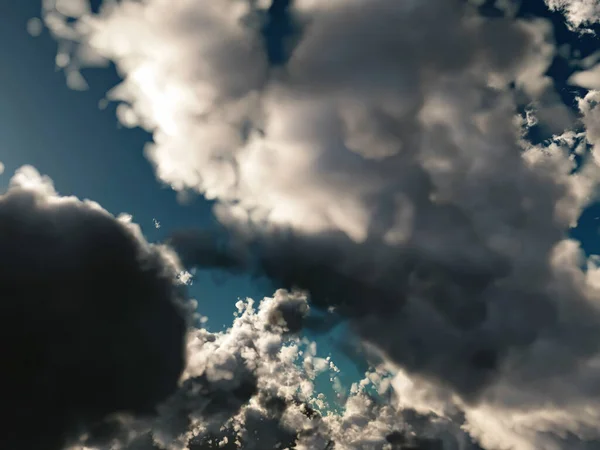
[39,0,600,448]
[0,166,189,449]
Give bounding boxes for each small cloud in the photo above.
[153,218,161,229]
[10,165,56,196]
[65,70,88,91]
[55,52,70,69]
[26,17,43,37]
[117,213,133,224]
[177,270,193,285]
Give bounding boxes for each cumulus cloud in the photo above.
[0,165,188,450]
[39,0,600,448]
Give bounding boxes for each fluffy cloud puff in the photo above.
[545,0,600,31]
[0,166,188,450]
[41,0,600,448]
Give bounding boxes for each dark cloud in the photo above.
[0,168,187,450]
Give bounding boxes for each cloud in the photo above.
[0,166,188,450]
[66,289,479,450]
[26,17,43,37]
[42,0,568,241]
[40,0,600,448]
[545,0,600,31]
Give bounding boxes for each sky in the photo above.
[6,0,600,449]
[0,0,276,330]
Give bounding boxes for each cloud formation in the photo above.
[40,0,600,448]
[545,0,600,31]
[0,166,188,450]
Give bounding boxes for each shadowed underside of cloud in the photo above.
[0,167,188,450]
[40,0,600,448]
[69,288,482,450]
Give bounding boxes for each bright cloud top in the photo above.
[0,164,467,450]
[38,0,600,449]
[545,0,600,31]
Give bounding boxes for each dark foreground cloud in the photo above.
[0,167,187,450]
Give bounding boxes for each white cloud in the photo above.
[545,0,600,31]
